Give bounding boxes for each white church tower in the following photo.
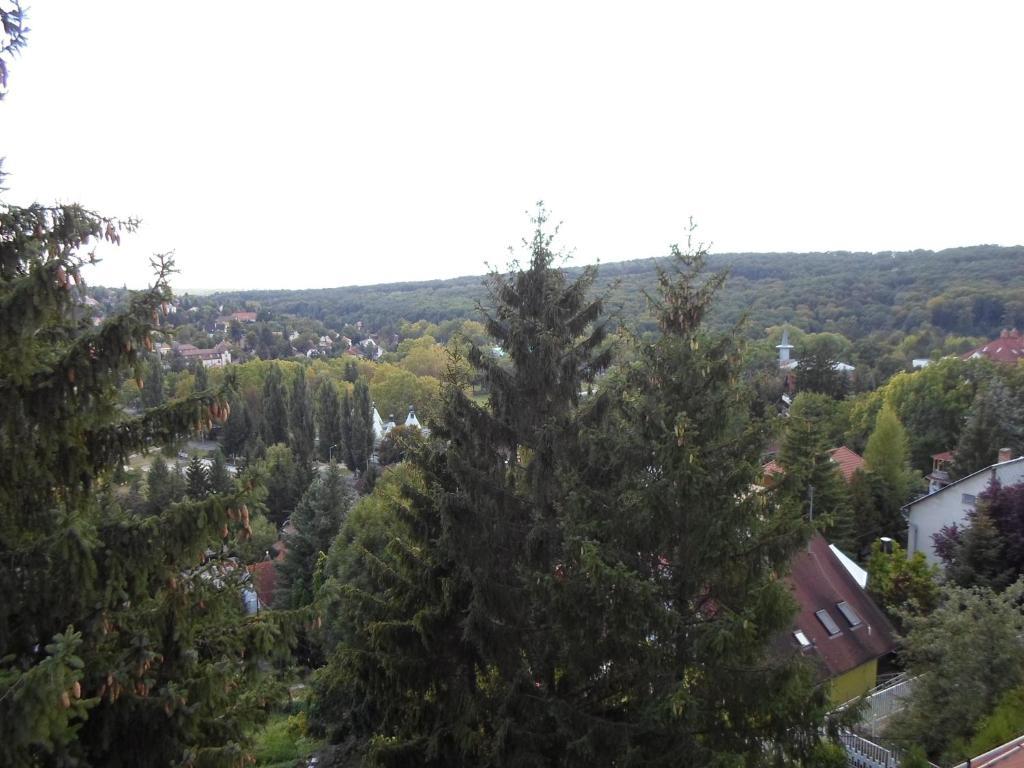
[776,329,794,367]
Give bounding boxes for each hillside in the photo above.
[204,245,1024,341]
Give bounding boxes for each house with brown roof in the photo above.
[786,534,897,705]
[173,341,232,368]
[962,329,1024,365]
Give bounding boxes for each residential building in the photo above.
[173,341,232,368]
[786,534,897,705]
[761,445,865,487]
[904,451,1024,565]
[962,328,1024,364]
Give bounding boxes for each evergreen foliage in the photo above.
[345,381,374,474]
[338,390,354,472]
[262,443,304,527]
[0,29,304,759]
[778,393,852,544]
[315,380,343,463]
[313,215,830,766]
[289,369,315,465]
[208,450,234,496]
[185,455,211,500]
[0,189,297,764]
[278,463,353,610]
[221,396,252,460]
[141,354,165,408]
[261,364,289,447]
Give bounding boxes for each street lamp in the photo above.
[329,444,338,463]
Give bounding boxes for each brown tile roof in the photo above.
[963,329,1024,364]
[786,535,896,681]
[828,446,865,483]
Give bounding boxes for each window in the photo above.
[836,601,862,627]
[815,609,841,636]
[962,493,977,506]
[794,630,811,648]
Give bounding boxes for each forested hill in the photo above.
[208,244,1024,340]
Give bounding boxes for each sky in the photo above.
[3,1,1023,290]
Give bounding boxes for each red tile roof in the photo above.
[967,734,1024,767]
[786,535,896,681]
[763,447,864,485]
[828,446,865,483]
[963,329,1024,364]
[248,560,279,609]
[932,450,955,464]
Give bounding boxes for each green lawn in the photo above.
[252,712,322,767]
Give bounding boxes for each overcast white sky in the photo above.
[3,2,1023,290]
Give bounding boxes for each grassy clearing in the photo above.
[252,712,322,767]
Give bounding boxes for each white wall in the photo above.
[907,458,1024,565]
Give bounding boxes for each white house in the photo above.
[904,451,1024,565]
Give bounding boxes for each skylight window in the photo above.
[815,609,841,636]
[836,601,862,627]
[794,630,811,648]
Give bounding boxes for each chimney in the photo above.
[879,536,894,554]
[998,447,1014,463]
[1001,329,1010,338]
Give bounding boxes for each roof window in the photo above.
[794,630,811,648]
[815,609,841,636]
[836,601,862,627]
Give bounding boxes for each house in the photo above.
[926,450,955,494]
[962,328,1024,364]
[174,341,232,368]
[904,450,1024,565]
[215,311,257,330]
[760,445,864,487]
[786,534,897,705]
[829,446,866,482]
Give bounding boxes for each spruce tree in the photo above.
[278,463,353,610]
[220,396,252,459]
[778,392,851,538]
[0,222,293,765]
[208,449,234,495]
[314,215,829,766]
[261,363,289,446]
[315,380,343,463]
[0,24,300,762]
[289,368,315,464]
[185,455,211,500]
[262,443,302,527]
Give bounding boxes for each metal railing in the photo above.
[839,729,904,768]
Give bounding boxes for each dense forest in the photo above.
[206,245,1024,340]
